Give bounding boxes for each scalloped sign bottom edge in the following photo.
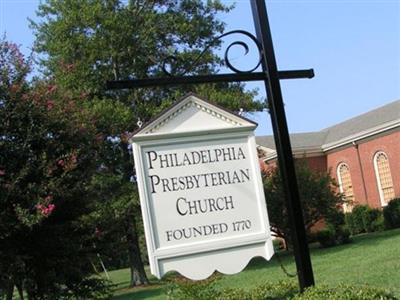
[155,240,274,280]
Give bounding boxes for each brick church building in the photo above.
[256,100,400,211]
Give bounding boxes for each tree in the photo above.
[31,0,265,287]
[0,39,110,299]
[263,160,345,249]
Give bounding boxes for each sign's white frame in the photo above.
[131,95,273,280]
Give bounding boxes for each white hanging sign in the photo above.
[130,94,273,280]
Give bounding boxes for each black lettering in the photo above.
[222,147,232,161]
[147,151,158,169]
[176,197,187,216]
[211,223,218,234]
[183,228,192,239]
[173,230,183,240]
[220,223,228,233]
[171,177,179,191]
[237,147,246,160]
[192,151,201,164]
[161,178,172,192]
[149,175,160,193]
[214,148,222,161]
[200,150,208,163]
[166,230,173,241]
[240,168,250,181]
[217,172,227,185]
[192,226,203,238]
[188,200,198,215]
[208,198,217,212]
[225,195,234,209]
[159,154,169,168]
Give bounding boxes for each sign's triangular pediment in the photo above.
[131,94,257,140]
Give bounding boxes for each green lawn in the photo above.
[109,228,400,299]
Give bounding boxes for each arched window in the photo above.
[337,163,354,212]
[374,151,395,206]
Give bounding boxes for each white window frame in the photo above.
[337,162,353,212]
[373,151,394,207]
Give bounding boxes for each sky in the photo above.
[1,0,399,136]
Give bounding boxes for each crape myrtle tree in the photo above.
[0,39,111,299]
[31,0,265,286]
[262,160,345,249]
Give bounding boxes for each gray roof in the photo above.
[322,100,400,144]
[256,131,327,150]
[257,99,400,151]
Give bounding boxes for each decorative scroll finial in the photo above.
[161,30,263,77]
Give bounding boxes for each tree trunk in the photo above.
[16,281,23,300]
[5,278,13,300]
[124,208,149,287]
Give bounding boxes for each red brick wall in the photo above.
[261,155,326,173]
[259,130,400,210]
[327,130,400,208]
[303,156,327,173]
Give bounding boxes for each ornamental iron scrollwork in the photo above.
[161,30,263,77]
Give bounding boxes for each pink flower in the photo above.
[47,85,57,93]
[0,169,5,176]
[70,153,77,164]
[37,203,56,216]
[95,227,102,237]
[46,100,54,110]
[57,159,65,167]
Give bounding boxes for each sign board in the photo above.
[130,94,273,280]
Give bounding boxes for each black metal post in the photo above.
[250,0,315,291]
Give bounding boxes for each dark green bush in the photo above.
[166,280,398,300]
[314,209,351,248]
[166,274,222,300]
[344,212,355,234]
[315,225,336,248]
[326,209,346,228]
[335,225,351,244]
[345,205,384,235]
[295,284,398,300]
[315,224,351,248]
[219,281,298,300]
[347,205,369,234]
[60,277,112,300]
[363,207,384,232]
[383,198,400,229]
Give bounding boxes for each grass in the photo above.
[109,228,400,299]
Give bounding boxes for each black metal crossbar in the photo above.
[106,69,314,89]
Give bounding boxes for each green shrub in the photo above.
[363,207,384,232]
[166,280,398,300]
[218,281,299,300]
[315,223,351,248]
[344,212,355,234]
[165,274,222,300]
[345,205,384,234]
[326,209,345,228]
[335,225,351,244]
[347,205,369,234]
[371,212,385,232]
[295,284,398,300]
[315,225,336,248]
[383,198,400,229]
